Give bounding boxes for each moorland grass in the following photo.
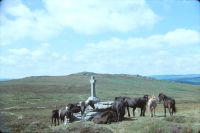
[0,73,200,132]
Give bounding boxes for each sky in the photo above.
[0,0,200,78]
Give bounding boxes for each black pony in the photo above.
[158,93,176,116]
[124,95,149,117]
[51,109,59,126]
[112,97,127,121]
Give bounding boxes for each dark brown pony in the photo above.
[158,93,176,116]
[51,109,59,126]
[124,95,149,117]
[58,103,81,124]
[67,103,81,113]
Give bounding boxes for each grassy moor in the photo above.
[0,72,200,133]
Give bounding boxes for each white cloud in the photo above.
[1,28,199,78]
[0,0,159,45]
[44,0,159,34]
[0,0,61,45]
[165,29,200,46]
[72,28,200,74]
[0,43,68,68]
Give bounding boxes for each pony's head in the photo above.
[85,100,95,109]
[158,93,165,103]
[151,95,156,100]
[143,94,149,101]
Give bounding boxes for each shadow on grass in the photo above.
[154,115,165,118]
[123,117,137,121]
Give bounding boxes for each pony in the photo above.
[146,95,157,117]
[51,109,59,126]
[79,100,95,120]
[158,93,176,116]
[124,95,149,117]
[59,104,77,124]
[112,97,126,121]
[68,103,81,113]
[92,110,117,124]
[61,103,82,124]
[59,107,68,123]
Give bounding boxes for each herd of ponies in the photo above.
[51,93,176,126]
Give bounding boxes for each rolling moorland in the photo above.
[0,72,200,133]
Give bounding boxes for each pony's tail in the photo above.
[172,101,177,113]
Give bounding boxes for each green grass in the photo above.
[0,73,200,132]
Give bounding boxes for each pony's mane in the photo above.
[150,95,156,100]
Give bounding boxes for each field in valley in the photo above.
[0,72,200,133]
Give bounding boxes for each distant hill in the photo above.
[1,72,199,102]
[150,74,200,85]
[0,78,13,81]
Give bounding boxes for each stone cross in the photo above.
[90,76,96,97]
[87,76,100,103]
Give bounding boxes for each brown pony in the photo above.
[158,93,176,116]
[92,110,117,124]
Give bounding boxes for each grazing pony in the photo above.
[51,109,59,126]
[112,97,126,121]
[59,103,82,124]
[67,103,81,114]
[146,95,157,117]
[124,95,149,117]
[158,93,176,116]
[59,107,68,123]
[80,100,95,120]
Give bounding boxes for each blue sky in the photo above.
[0,0,200,78]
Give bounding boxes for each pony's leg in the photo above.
[119,113,122,121]
[168,108,172,116]
[64,116,67,124]
[141,107,145,116]
[151,108,153,117]
[154,108,156,116]
[57,117,59,125]
[168,104,172,116]
[51,117,53,126]
[150,109,152,117]
[81,111,84,121]
[140,108,142,116]
[117,111,120,122]
[143,107,146,116]
[132,107,136,117]
[127,106,130,117]
[54,118,56,126]
[164,107,166,117]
